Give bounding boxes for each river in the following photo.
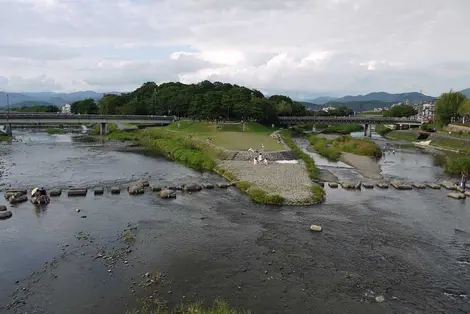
[0,131,469,314]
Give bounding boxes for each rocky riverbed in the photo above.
[218,160,314,205]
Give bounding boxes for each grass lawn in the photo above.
[165,121,284,151]
[386,130,418,142]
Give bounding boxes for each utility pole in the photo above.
[6,93,9,123]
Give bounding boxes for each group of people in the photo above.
[31,187,50,205]
[253,152,268,165]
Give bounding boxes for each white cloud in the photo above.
[0,0,469,96]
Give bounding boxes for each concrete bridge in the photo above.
[0,113,176,135]
[278,116,422,137]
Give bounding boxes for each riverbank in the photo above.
[105,123,324,205]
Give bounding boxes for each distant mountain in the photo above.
[0,91,109,108]
[460,88,470,98]
[309,96,338,105]
[300,101,324,110]
[334,92,435,104]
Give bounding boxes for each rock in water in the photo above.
[151,186,162,192]
[216,183,230,189]
[160,189,176,199]
[0,205,7,211]
[426,183,441,189]
[328,182,338,188]
[184,183,202,192]
[440,181,457,190]
[49,189,62,197]
[448,192,466,200]
[94,187,104,195]
[0,210,12,220]
[111,187,121,194]
[9,195,28,204]
[376,182,389,189]
[310,225,323,232]
[412,183,426,189]
[128,185,144,195]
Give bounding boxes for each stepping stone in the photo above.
[391,180,412,190]
[94,187,104,195]
[68,189,87,197]
[440,181,457,190]
[111,187,121,194]
[202,183,214,189]
[50,189,62,197]
[0,205,7,211]
[0,210,12,220]
[412,183,426,189]
[328,182,338,188]
[217,183,230,189]
[362,183,374,189]
[376,183,389,189]
[151,186,162,192]
[448,192,466,200]
[465,191,470,197]
[426,183,441,189]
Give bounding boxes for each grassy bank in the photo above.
[46,128,66,135]
[127,299,249,314]
[318,124,363,134]
[309,134,382,161]
[165,121,283,151]
[445,155,470,177]
[0,133,11,142]
[385,130,418,142]
[105,124,287,205]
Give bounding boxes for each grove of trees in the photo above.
[383,104,418,117]
[69,81,355,124]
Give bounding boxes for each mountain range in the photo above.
[0,91,117,108]
[309,92,437,105]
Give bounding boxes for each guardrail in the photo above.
[0,113,177,121]
[278,116,421,124]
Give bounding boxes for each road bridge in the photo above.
[278,116,422,137]
[0,113,177,135]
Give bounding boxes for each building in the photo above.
[61,104,71,114]
[322,106,336,113]
[416,102,435,122]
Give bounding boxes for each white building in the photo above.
[61,104,71,114]
[322,106,336,112]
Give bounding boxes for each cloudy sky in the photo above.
[0,0,469,97]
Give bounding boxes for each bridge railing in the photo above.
[277,116,420,123]
[0,113,177,121]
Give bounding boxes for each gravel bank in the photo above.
[340,152,383,180]
[219,160,314,205]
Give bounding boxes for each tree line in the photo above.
[435,91,470,126]
[69,81,354,124]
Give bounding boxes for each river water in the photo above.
[1,131,470,314]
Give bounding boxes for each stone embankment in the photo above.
[218,160,314,205]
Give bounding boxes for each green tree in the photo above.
[457,98,470,119]
[70,98,98,114]
[435,91,466,126]
[383,104,418,117]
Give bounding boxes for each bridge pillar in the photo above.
[5,123,12,136]
[100,122,108,136]
[364,124,372,137]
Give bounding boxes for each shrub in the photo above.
[321,124,363,134]
[247,188,284,205]
[311,185,326,203]
[236,181,251,191]
[445,155,470,176]
[309,134,342,161]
